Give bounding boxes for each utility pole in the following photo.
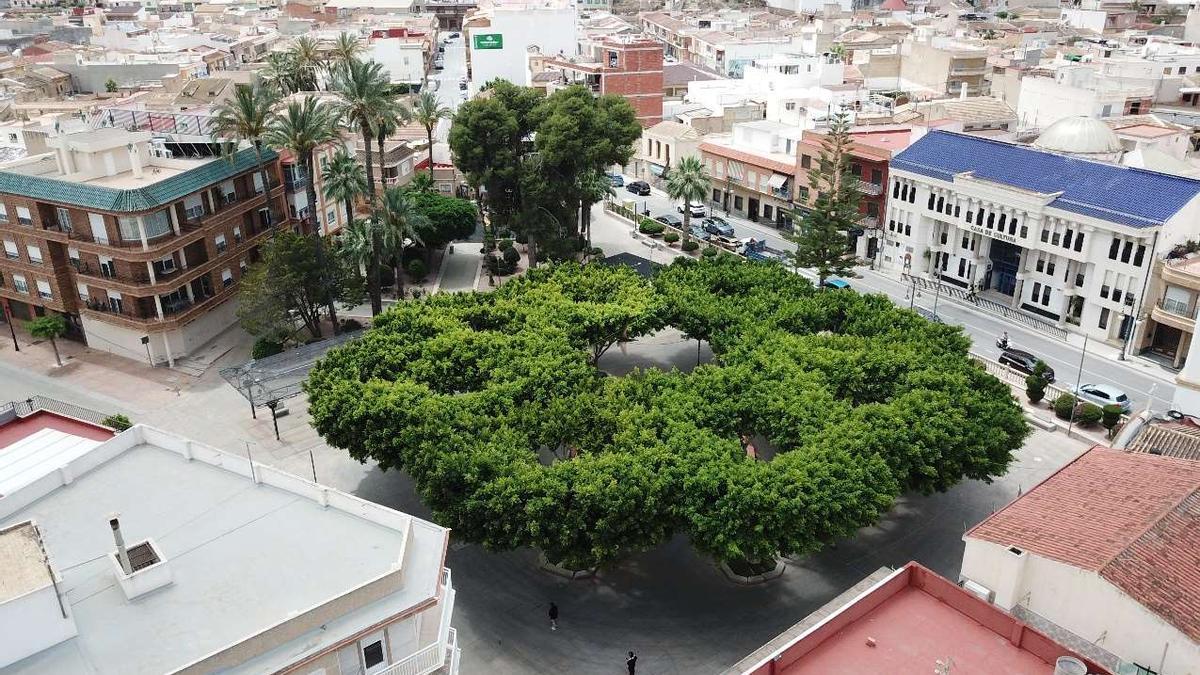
[2,300,17,352]
[1067,334,1089,439]
[266,399,280,441]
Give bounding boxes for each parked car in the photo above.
[689,224,710,240]
[607,173,624,187]
[1072,383,1132,413]
[626,180,651,196]
[822,278,852,290]
[449,32,460,38]
[998,348,1056,383]
[654,214,683,227]
[677,201,706,218]
[701,216,734,237]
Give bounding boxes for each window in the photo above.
[937,196,945,212]
[362,641,385,670]
[892,181,899,198]
[16,206,31,225]
[78,282,88,301]
[68,247,79,270]
[1041,284,1051,305]
[1040,229,1049,243]
[928,194,936,210]
[962,235,969,250]
[1113,288,1123,303]
[0,204,8,222]
[734,196,743,210]
[221,268,234,287]
[1109,237,1121,260]
[954,205,960,218]
[871,169,882,185]
[958,258,967,277]
[1134,244,1146,267]
[888,219,896,232]
[12,274,27,294]
[3,239,16,260]
[109,291,124,314]
[1074,233,1084,252]
[215,234,227,253]
[1036,258,1045,273]
[1121,240,1133,263]
[155,256,176,275]
[712,188,721,202]
[222,179,237,205]
[1076,273,1085,288]
[1019,225,1027,239]
[233,226,243,243]
[851,163,862,177]
[239,258,248,272]
[26,244,42,264]
[1046,261,1055,276]
[325,210,335,227]
[1098,307,1109,329]
[908,187,915,204]
[987,212,995,229]
[966,211,973,224]
[940,230,948,244]
[1051,232,1060,246]
[99,256,115,278]
[36,279,51,299]
[784,102,796,111]
[763,205,773,220]
[56,207,72,232]
[1100,283,1110,299]
[184,194,206,221]
[1031,282,1041,301]
[801,155,811,169]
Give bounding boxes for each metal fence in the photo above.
[902,273,1068,341]
[220,330,365,408]
[0,395,113,427]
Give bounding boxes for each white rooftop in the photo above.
[0,428,103,497]
[0,425,449,675]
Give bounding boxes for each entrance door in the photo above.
[988,239,1022,296]
[748,198,759,222]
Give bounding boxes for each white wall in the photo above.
[962,538,1200,675]
[368,40,427,85]
[466,7,576,91]
[1016,76,1105,130]
[0,583,78,667]
[1060,8,1109,34]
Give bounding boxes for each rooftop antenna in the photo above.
[109,516,132,575]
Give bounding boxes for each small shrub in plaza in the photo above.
[1054,393,1077,421]
[663,232,680,244]
[639,219,665,235]
[701,246,718,257]
[1078,403,1103,426]
[681,240,700,252]
[1102,404,1124,436]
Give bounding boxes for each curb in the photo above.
[718,557,786,585]
[537,553,597,580]
[430,246,452,294]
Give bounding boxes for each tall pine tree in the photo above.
[786,112,861,287]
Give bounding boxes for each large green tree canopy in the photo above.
[305,258,1027,567]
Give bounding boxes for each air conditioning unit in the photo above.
[960,578,995,603]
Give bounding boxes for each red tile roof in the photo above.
[967,446,1200,642]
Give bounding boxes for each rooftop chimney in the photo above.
[110,516,132,575]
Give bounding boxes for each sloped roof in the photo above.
[0,147,274,213]
[967,447,1200,642]
[892,131,1200,228]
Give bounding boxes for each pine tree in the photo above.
[786,112,861,287]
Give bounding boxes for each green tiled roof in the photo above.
[0,147,278,213]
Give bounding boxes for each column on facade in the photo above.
[146,261,157,285]
[168,204,181,236]
[179,248,188,270]
[153,294,164,320]
[136,216,149,251]
[161,333,175,368]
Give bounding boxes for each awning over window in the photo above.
[727,160,745,181]
[649,163,665,176]
[768,173,789,189]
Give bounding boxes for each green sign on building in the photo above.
[473,34,504,50]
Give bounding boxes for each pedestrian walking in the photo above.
[626,650,638,675]
[548,602,558,631]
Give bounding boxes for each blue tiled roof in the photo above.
[891,131,1200,228]
[0,147,277,214]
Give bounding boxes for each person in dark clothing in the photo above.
[626,650,637,675]
[549,602,559,631]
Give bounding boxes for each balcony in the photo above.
[849,177,885,196]
[1152,300,1196,333]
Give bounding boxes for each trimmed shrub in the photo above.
[1054,393,1077,421]
[1025,375,1045,404]
[1078,403,1103,426]
[499,238,515,251]
[252,337,284,360]
[1102,404,1124,436]
[639,219,665,235]
[407,259,428,281]
[663,231,680,244]
[486,254,517,276]
[701,246,719,257]
[101,414,132,432]
[588,247,604,257]
[681,240,700,252]
[502,246,520,265]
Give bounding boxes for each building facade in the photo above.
[1136,252,1200,367]
[541,36,664,127]
[884,128,1200,343]
[0,129,288,366]
[701,121,801,229]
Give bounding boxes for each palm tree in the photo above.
[337,217,375,282]
[374,186,430,300]
[322,149,367,231]
[374,98,411,192]
[264,96,342,332]
[407,171,435,194]
[413,90,450,179]
[288,36,322,91]
[327,32,364,77]
[332,58,391,314]
[211,83,279,203]
[665,156,711,243]
[258,52,298,95]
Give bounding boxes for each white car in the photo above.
[1072,383,1132,414]
[677,201,705,218]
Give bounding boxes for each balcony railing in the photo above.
[849,177,884,196]
[378,642,444,675]
[1159,297,1192,317]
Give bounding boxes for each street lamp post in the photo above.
[2,300,17,352]
[932,270,943,316]
[1118,305,1133,361]
[266,400,281,441]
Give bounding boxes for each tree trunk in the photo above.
[427,127,436,179]
[305,152,339,334]
[395,245,406,299]
[682,207,691,245]
[360,125,382,316]
[50,337,61,367]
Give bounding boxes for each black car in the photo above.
[626,180,651,196]
[998,348,1056,382]
[654,214,683,227]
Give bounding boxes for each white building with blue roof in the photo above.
[882,119,1200,344]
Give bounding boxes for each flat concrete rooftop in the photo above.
[1,440,412,675]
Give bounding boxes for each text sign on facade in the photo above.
[969,224,1017,245]
[473,34,504,50]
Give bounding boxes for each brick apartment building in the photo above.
[0,128,288,366]
[541,36,664,127]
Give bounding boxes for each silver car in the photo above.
[1072,383,1132,413]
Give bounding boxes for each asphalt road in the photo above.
[610,172,1178,413]
[429,33,468,143]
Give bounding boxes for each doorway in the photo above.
[747,198,759,222]
[988,239,1022,296]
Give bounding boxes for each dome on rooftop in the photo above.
[1033,116,1122,159]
